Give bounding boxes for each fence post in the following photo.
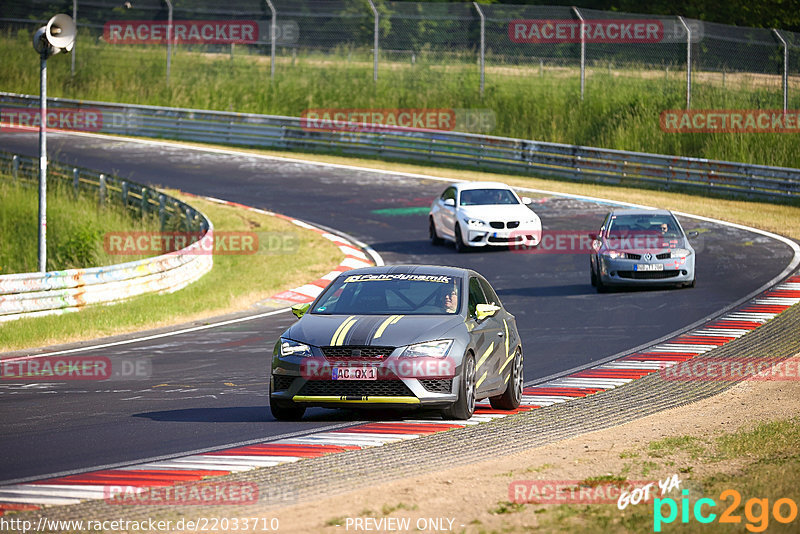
[141,187,148,215]
[572,7,585,101]
[121,180,128,207]
[73,167,79,196]
[12,155,19,181]
[773,29,789,113]
[368,0,379,82]
[165,0,173,85]
[71,0,77,77]
[473,2,485,96]
[98,174,106,206]
[678,16,692,109]
[265,0,276,80]
[159,194,166,230]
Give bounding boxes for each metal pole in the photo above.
[368,0,378,82]
[572,7,585,101]
[165,0,173,85]
[266,0,276,79]
[678,16,691,109]
[474,2,485,96]
[773,29,788,113]
[71,0,76,76]
[38,53,48,272]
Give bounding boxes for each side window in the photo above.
[441,187,456,202]
[478,277,501,307]
[468,277,488,318]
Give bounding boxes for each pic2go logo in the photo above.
[654,489,798,532]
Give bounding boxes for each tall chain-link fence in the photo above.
[3,0,799,109]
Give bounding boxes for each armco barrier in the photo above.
[0,152,213,323]
[1,92,799,201]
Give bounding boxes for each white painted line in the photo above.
[290,284,324,298]
[690,329,750,337]
[136,462,255,472]
[160,456,285,467]
[754,297,800,305]
[341,257,373,269]
[201,455,302,464]
[600,362,672,370]
[1,485,109,498]
[545,378,631,388]
[0,492,82,505]
[520,395,572,403]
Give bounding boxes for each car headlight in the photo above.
[401,339,453,358]
[280,338,312,358]
[671,248,692,258]
[602,250,624,259]
[464,218,487,228]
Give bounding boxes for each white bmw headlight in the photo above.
[671,248,693,258]
[401,339,453,358]
[280,338,312,358]
[464,218,487,228]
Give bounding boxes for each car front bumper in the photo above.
[598,255,695,286]
[465,226,541,248]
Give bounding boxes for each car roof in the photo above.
[337,264,478,280]
[452,181,514,192]
[610,208,674,217]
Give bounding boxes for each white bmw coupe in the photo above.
[429,182,542,252]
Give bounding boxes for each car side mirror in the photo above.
[687,231,699,238]
[521,196,533,205]
[589,233,598,241]
[476,303,501,321]
[444,198,455,207]
[291,302,310,319]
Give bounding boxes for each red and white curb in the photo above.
[200,196,377,304]
[2,276,798,513]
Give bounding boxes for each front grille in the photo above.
[507,221,520,229]
[625,252,642,260]
[488,235,522,243]
[298,380,414,397]
[489,221,504,229]
[419,378,452,393]
[656,252,671,259]
[617,270,680,280]
[273,375,295,391]
[322,346,394,361]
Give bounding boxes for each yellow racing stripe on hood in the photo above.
[330,316,356,346]
[374,315,403,340]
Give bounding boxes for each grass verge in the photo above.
[0,190,343,352]
[2,30,799,169]
[0,176,160,274]
[529,418,800,533]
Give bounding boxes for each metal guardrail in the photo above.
[0,151,213,323]
[1,93,799,203]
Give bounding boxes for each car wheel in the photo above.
[685,277,696,288]
[269,381,305,421]
[454,224,469,253]
[490,348,523,410]
[429,217,443,246]
[443,352,476,420]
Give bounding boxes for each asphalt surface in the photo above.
[0,132,795,483]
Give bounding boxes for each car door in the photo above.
[466,276,505,396]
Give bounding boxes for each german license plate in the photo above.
[332,366,377,380]
[635,264,664,271]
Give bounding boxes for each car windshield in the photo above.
[312,274,461,315]
[606,214,682,239]
[459,188,519,206]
